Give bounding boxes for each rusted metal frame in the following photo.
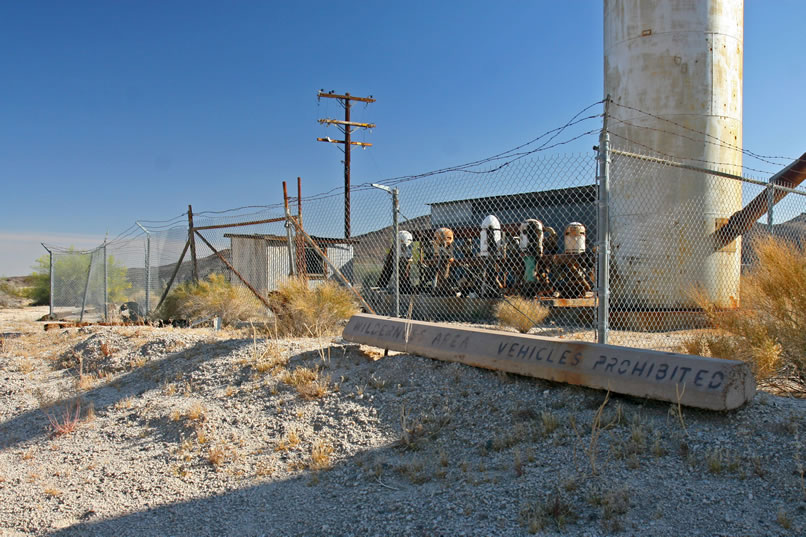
[153,239,191,314]
[193,230,271,309]
[286,215,376,314]
[713,151,806,248]
[193,216,286,231]
[187,205,199,283]
[612,148,806,247]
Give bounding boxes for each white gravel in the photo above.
[1,306,804,537]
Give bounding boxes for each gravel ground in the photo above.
[1,306,805,537]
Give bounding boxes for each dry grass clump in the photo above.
[268,277,358,337]
[495,297,550,333]
[682,237,806,386]
[309,440,334,471]
[160,273,265,325]
[281,367,330,399]
[44,399,83,437]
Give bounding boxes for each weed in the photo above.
[185,402,207,422]
[275,430,301,452]
[541,411,559,434]
[601,487,631,532]
[684,237,806,386]
[224,385,237,397]
[281,367,330,399]
[495,297,550,333]
[520,489,578,533]
[268,277,358,337]
[160,273,265,325]
[513,449,524,477]
[43,487,63,497]
[651,431,666,457]
[777,508,792,529]
[115,396,135,411]
[310,440,334,471]
[399,405,426,450]
[207,444,229,467]
[18,358,35,374]
[255,460,274,478]
[44,400,82,437]
[707,448,724,474]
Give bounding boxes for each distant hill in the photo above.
[742,212,806,266]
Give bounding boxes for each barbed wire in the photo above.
[608,100,805,167]
[607,118,778,176]
[607,131,778,177]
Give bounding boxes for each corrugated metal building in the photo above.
[428,185,598,245]
[224,233,354,295]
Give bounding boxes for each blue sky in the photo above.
[1,1,804,276]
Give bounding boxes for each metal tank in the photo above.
[604,0,743,309]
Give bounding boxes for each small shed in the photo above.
[224,233,355,295]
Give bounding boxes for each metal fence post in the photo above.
[393,187,400,318]
[103,241,108,321]
[767,179,775,236]
[597,97,611,344]
[79,251,92,323]
[136,222,151,314]
[45,246,53,319]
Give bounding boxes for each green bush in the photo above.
[29,249,130,306]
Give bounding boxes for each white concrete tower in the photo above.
[605,0,744,309]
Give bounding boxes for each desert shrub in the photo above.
[159,273,264,325]
[495,297,550,333]
[268,277,358,336]
[683,236,806,383]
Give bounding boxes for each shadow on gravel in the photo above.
[0,338,254,451]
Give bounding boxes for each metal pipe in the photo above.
[103,241,108,322]
[597,97,611,345]
[42,244,53,319]
[136,222,152,315]
[393,187,400,318]
[79,250,93,323]
[767,181,775,236]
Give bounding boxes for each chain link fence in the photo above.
[42,115,806,358]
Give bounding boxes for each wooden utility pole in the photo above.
[187,205,199,283]
[317,91,376,238]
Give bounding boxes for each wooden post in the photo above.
[187,205,199,283]
[282,182,296,277]
[287,215,375,314]
[296,177,307,279]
